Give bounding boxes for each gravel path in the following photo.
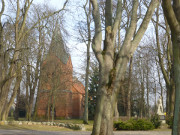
[0,129,171,135]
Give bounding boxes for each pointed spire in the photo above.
[49,20,69,64]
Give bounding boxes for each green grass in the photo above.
[55,119,93,124]
[55,119,94,131]
[152,123,171,131]
[4,117,94,131]
[153,128,171,131]
[1,118,171,132]
[0,124,73,131]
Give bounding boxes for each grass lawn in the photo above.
[0,124,73,131]
[5,118,171,132]
[3,118,94,131]
[55,119,93,131]
[153,123,171,131]
[0,119,171,132]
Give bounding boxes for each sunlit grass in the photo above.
[0,124,73,131]
[4,117,94,131]
[55,119,93,131]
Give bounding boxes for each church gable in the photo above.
[37,23,84,119]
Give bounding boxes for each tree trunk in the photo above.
[127,57,133,118]
[155,7,175,117]
[26,88,36,120]
[47,91,52,122]
[92,84,106,135]
[83,50,90,124]
[2,73,22,120]
[146,66,149,118]
[14,86,21,120]
[170,82,175,116]
[90,0,158,134]
[33,77,41,120]
[100,94,115,135]
[155,84,157,113]
[0,81,12,120]
[83,0,91,124]
[140,78,145,118]
[172,32,180,135]
[52,94,55,122]
[114,101,119,121]
[0,21,3,85]
[121,83,126,115]
[161,0,180,130]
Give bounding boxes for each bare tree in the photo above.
[90,0,159,134]
[162,0,180,134]
[154,6,175,116]
[80,0,92,124]
[0,0,68,121]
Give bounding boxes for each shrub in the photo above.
[114,118,154,131]
[134,119,154,130]
[166,116,173,129]
[114,121,125,130]
[150,114,161,128]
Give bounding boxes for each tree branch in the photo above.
[0,0,5,19]
[123,0,138,47]
[90,0,103,64]
[112,0,122,35]
[105,0,112,28]
[132,0,159,51]
[173,0,180,22]
[19,0,68,44]
[162,0,179,32]
[155,7,170,86]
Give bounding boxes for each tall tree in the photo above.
[162,0,180,134]
[90,0,159,134]
[0,0,4,81]
[82,0,92,124]
[0,0,68,121]
[154,6,175,116]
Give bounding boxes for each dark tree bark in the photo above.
[162,0,180,134]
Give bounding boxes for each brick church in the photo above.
[36,24,85,119]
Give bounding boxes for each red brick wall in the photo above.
[37,90,72,118]
[40,54,73,91]
[72,93,81,118]
[54,91,72,118]
[71,82,85,118]
[37,55,73,118]
[37,54,85,119]
[37,91,49,116]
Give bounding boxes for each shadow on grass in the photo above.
[0,124,33,130]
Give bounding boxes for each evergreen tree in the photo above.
[88,66,99,120]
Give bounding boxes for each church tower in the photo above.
[37,23,73,118]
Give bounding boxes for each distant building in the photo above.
[36,24,85,119]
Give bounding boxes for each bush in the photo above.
[134,119,154,130]
[150,114,161,128]
[166,116,173,129]
[114,118,154,131]
[114,121,125,130]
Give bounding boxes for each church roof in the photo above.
[49,22,69,64]
[72,80,85,94]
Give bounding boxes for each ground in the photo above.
[0,119,171,135]
[0,129,171,135]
